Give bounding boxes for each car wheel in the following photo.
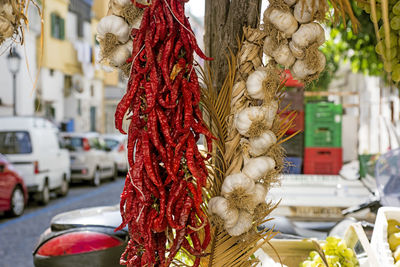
[57,176,69,197]
[39,182,50,206]
[92,169,101,187]
[7,187,25,217]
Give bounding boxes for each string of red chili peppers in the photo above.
[114,0,215,266]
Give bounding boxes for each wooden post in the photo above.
[204,0,262,91]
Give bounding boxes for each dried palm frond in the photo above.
[326,0,360,32]
[196,25,304,266]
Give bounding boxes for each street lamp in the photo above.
[7,47,21,116]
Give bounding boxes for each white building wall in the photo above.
[0,3,40,117]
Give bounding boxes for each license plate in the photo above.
[289,206,344,219]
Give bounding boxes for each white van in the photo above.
[0,117,70,205]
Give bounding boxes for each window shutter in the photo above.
[60,18,65,40]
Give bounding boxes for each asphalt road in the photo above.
[0,177,125,267]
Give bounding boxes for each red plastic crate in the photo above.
[280,111,304,135]
[303,147,343,175]
[283,69,304,88]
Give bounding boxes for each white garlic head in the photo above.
[234,106,268,137]
[208,196,240,229]
[226,211,253,236]
[249,130,277,157]
[246,69,268,100]
[253,183,268,205]
[284,0,297,6]
[113,0,131,5]
[265,101,279,128]
[97,15,130,43]
[292,22,325,48]
[272,44,296,68]
[0,17,14,40]
[242,156,276,181]
[109,40,133,67]
[264,8,298,37]
[221,173,255,197]
[289,41,304,59]
[291,50,326,80]
[293,0,320,24]
[263,36,275,57]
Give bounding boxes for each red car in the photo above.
[0,153,28,216]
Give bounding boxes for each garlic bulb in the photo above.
[263,37,275,57]
[113,0,130,5]
[0,17,14,40]
[265,101,279,127]
[263,38,295,67]
[291,51,326,80]
[292,23,325,48]
[272,44,296,67]
[109,41,132,67]
[97,15,130,43]
[264,8,298,37]
[289,41,305,59]
[130,13,143,29]
[221,173,255,197]
[242,156,276,181]
[284,0,297,6]
[234,107,267,136]
[253,184,267,205]
[246,69,267,100]
[1,4,15,23]
[208,197,240,229]
[293,0,319,24]
[226,211,253,236]
[249,130,277,157]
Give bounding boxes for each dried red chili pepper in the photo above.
[116,0,215,265]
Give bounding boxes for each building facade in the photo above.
[0,0,126,134]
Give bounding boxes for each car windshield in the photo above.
[0,131,32,154]
[62,137,83,151]
[104,138,120,150]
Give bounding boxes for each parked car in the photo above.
[33,205,127,267]
[0,153,28,216]
[60,132,116,186]
[102,134,128,174]
[0,117,70,205]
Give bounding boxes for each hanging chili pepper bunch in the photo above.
[113,0,214,266]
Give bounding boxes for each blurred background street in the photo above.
[1,0,400,266]
[0,178,124,267]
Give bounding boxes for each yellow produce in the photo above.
[388,232,400,251]
[395,260,400,267]
[393,245,400,261]
[393,64,400,82]
[388,219,400,235]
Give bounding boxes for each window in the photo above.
[44,101,55,120]
[77,99,81,116]
[89,138,102,150]
[104,139,119,150]
[90,106,96,132]
[0,131,32,154]
[50,13,65,40]
[64,75,72,97]
[62,137,83,151]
